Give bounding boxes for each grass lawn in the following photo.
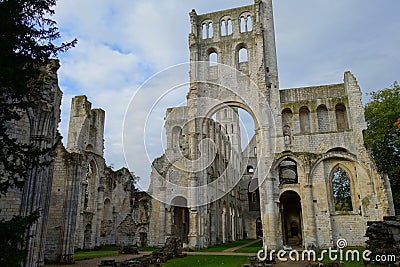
[139,246,159,252]
[234,240,263,253]
[74,251,119,261]
[98,245,119,251]
[196,239,255,252]
[165,255,251,267]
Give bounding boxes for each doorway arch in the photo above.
[280,191,302,246]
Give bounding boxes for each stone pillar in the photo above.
[96,184,105,247]
[165,206,173,237]
[222,208,227,243]
[303,184,318,248]
[158,204,166,247]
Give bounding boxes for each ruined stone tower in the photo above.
[67,95,105,156]
[149,0,394,250]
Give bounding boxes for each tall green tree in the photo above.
[0,0,76,265]
[364,82,400,215]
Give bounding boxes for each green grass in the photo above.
[196,239,254,252]
[139,246,159,252]
[98,245,119,251]
[165,255,251,267]
[234,240,263,253]
[74,251,119,261]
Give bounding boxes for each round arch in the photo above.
[308,152,357,184]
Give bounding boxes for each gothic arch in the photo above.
[308,152,357,184]
[328,163,355,212]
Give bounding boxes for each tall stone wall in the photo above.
[44,96,151,263]
[0,60,62,267]
[148,0,394,251]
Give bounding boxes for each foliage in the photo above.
[364,82,400,214]
[0,209,40,266]
[332,167,353,211]
[0,0,76,265]
[0,0,76,194]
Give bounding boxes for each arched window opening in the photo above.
[247,166,254,173]
[335,103,349,131]
[247,15,253,31]
[227,19,233,35]
[317,105,329,133]
[299,107,310,134]
[240,16,246,33]
[239,48,248,63]
[209,52,218,66]
[208,22,213,38]
[220,20,227,36]
[202,23,207,39]
[279,159,298,184]
[248,188,260,211]
[332,167,353,211]
[84,162,96,210]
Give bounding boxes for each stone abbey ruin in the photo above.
[0,0,396,266]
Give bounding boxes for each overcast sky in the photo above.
[53,0,400,190]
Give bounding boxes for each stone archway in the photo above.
[171,196,189,243]
[280,191,302,246]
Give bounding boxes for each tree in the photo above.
[0,0,76,193]
[364,82,400,215]
[332,167,353,212]
[0,0,76,265]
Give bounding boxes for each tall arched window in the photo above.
[335,103,349,131]
[220,20,227,36]
[239,47,248,63]
[317,105,329,132]
[332,166,353,211]
[84,161,96,210]
[202,21,213,39]
[202,23,207,39]
[227,19,233,35]
[247,15,253,31]
[209,51,218,66]
[240,16,246,33]
[299,106,310,134]
[208,22,213,38]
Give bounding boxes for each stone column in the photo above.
[165,206,173,238]
[303,184,318,248]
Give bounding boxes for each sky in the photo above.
[53,0,400,190]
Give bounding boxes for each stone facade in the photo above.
[0,60,62,267]
[148,0,395,250]
[44,96,151,263]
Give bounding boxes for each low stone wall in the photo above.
[365,216,400,265]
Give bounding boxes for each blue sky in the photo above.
[53,0,400,190]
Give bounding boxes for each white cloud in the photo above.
[53,0,400,190]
